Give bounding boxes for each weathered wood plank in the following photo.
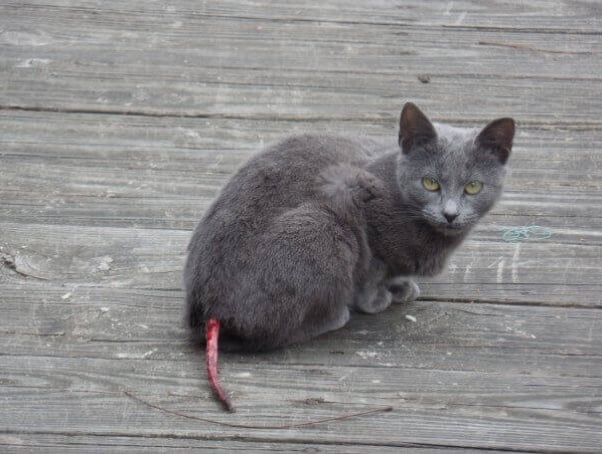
[1,434,509,454]
[176,0,602,32]
[1,1,601,123]
[0,308,600,450]
[1,221,600,306]
[1,112,600,238]
[3,71,600,125]
[2,283,601,377]
[2,279,600,451]
[1,351,600,451]
[4,0,601,29]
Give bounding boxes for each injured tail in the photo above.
[206,318,235,412]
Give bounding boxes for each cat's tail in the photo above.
[206,318,235,412]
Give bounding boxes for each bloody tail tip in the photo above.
[206,318,236,413]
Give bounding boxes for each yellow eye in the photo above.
[465,181,483,195]
[422,177,440,191]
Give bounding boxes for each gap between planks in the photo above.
[1,105,601,129]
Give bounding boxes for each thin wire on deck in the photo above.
[124,391,393,430]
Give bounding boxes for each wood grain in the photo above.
[1,221,599,306]
[0,0,601,452]
[1,434,514,454]
[1,2,601,124]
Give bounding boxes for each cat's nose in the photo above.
[443,200,459,223]
[444,212,458,223]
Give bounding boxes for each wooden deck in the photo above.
[1,1,601,452]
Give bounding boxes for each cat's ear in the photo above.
[476,118,515,164]
[398,102,437,154]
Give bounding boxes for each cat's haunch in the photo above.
[184,103,515,411]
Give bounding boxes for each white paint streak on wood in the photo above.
[454,11,467,25]
[447,261,457,275]
[497,259,505,283]
[15,58,52,68]
[443,1,454,15]
[512,243,521,284]
[462,263,471,282]
[232,372,252,378]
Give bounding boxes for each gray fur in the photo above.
[184,103,515,351]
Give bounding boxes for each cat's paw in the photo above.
[353,170,384,204]
[354,286,392,314]
[319,165,383,206]
[388,278,420,303]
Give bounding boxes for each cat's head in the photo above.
[396,102,514,235]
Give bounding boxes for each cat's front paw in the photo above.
[353,170,384,204]
[320,165,383,207]
[388,278,420,303]
[353,285,392,314]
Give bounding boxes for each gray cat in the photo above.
[185,103,514,411]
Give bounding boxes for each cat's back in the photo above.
[186,133,371,270]
[205,133,370,225]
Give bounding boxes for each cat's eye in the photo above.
[422,177,440,192]
[464,181,483,195]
